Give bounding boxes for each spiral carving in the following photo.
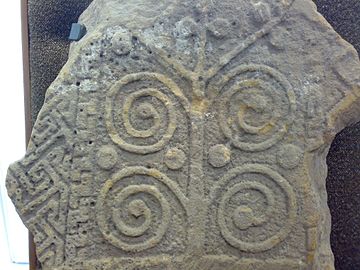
[112,185,170,239]
[106,72,189,154]
[96,166,188,252]
[216,65,296,151]
[221,182,275,231]
[214,164,297,252]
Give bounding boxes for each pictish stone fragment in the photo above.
[6,0,360,269]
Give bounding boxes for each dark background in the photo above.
[27,0,360,269]
[316,1,360,269]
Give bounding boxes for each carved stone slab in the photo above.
[7,0,360,269]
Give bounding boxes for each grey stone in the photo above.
[8,0,360,269]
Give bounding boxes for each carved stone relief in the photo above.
[6,0,360,269]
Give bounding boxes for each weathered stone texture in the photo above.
[8,0,360,269]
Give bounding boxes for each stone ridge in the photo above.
[7,0,360,269]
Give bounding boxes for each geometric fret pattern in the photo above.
[6,94,75,268]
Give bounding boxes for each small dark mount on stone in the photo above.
[69,23,86,41]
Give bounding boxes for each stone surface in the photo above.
[26,1,360,269]
[9,0,360,269]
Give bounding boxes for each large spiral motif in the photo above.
[216,65,296,152]
[214,164,297,252]
[105,72,189,154]
[96,166,188,252]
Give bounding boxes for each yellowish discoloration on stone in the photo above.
[328,92,359,129]
[191,96,210,114]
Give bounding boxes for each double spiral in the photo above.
[214,164,297,252]
[96,166,187,252]
[105,72,189,154]
[216,65,296,152]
